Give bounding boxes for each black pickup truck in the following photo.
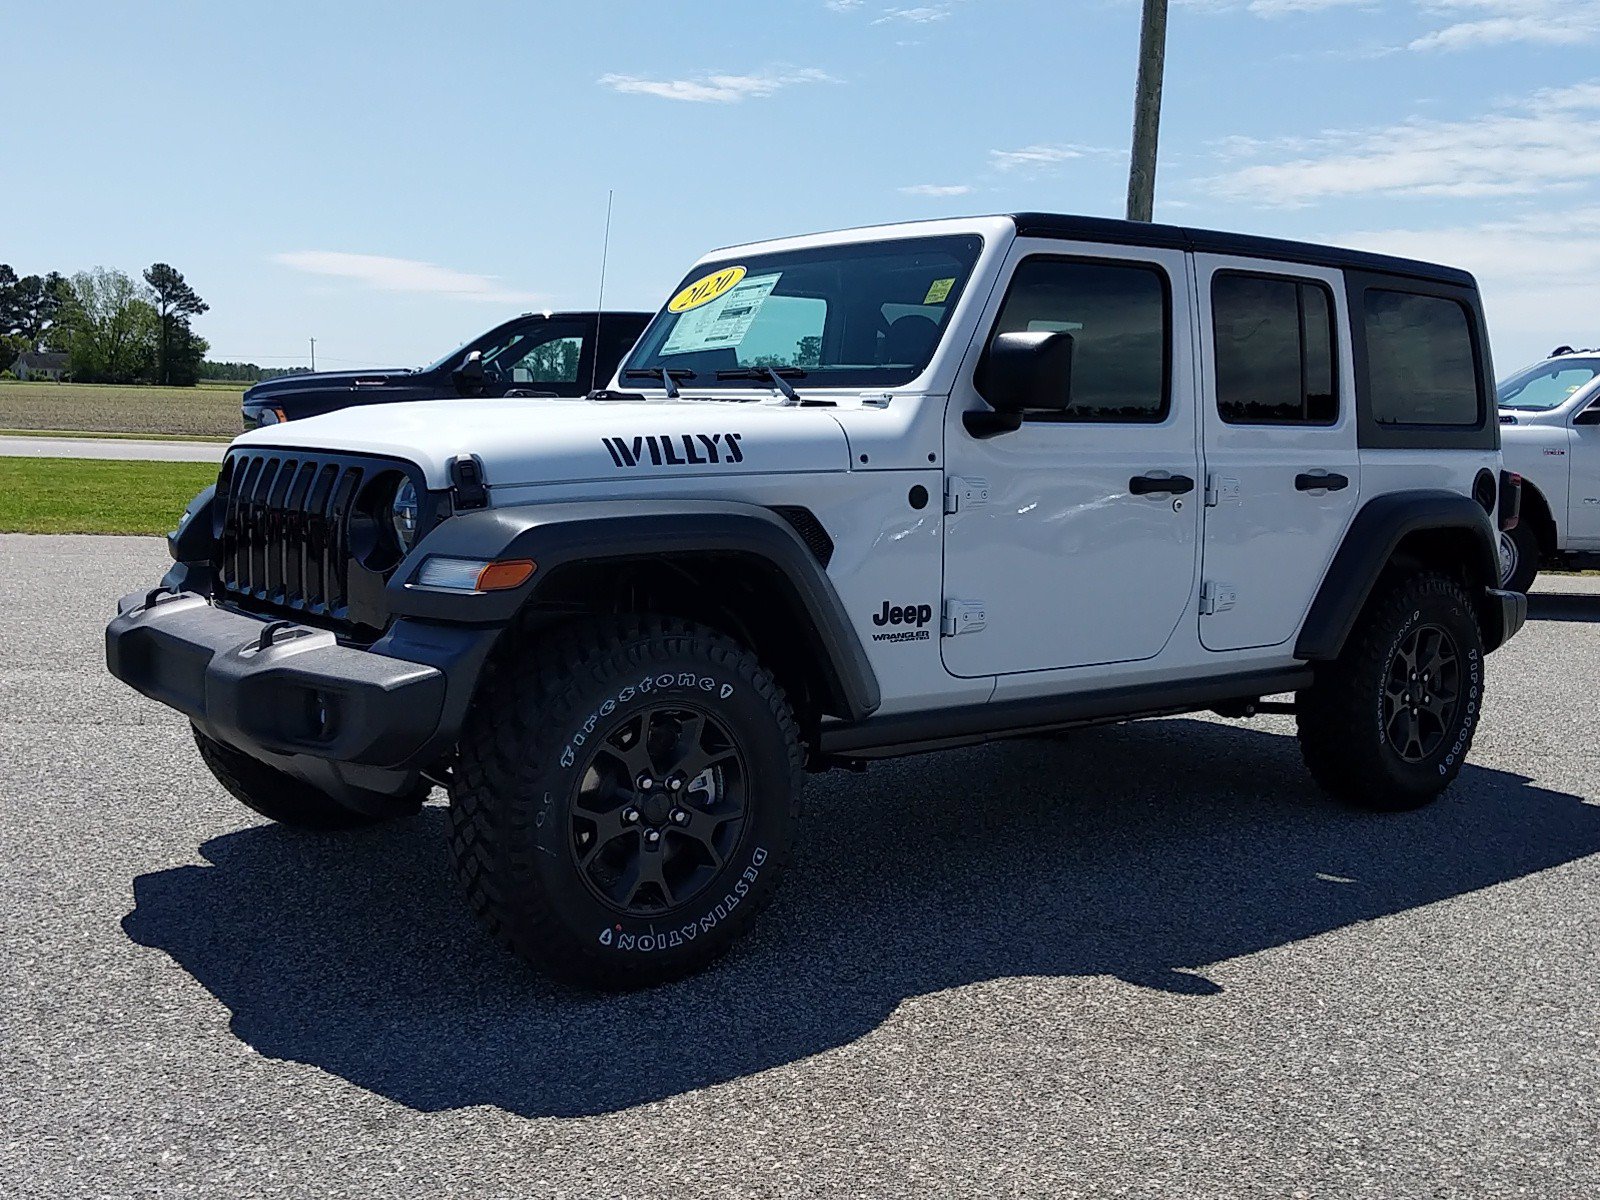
[241,310,652,429]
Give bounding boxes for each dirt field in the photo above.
[0,382,243,438]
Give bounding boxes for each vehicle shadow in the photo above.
[122,718,1600,1118]
[1528,591,1600,624]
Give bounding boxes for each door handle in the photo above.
[1130,473,1195,496]
[1295,472,1350,492]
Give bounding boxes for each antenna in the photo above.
[590,189,615,393]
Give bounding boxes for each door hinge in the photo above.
[1199,581,1237,616]
[941,599,988,637]
[944,475,990,515]
[1204,474,1241,508]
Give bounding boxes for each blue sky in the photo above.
[4,0,1596,373]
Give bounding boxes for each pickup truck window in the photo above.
[625,235,983,389]
[1498,359,1600,411]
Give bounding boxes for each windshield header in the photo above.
[622,235,984,390]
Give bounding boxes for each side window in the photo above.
[1212,273,1338,425]
[505,334,583,384]
[988,257,1169,422]
[1363,290,1480,427]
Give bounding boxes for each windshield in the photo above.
[622,235,984,390]
[1497,359,1600,411]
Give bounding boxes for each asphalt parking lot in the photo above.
[2,532,1598,1198]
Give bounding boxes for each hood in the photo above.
[244,369,415,402]
[232,397,853,489]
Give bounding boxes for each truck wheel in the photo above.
[193,726,405,829]
[448,616,802,988]
[1498,522,1539,593]
[1296,572,1484,811]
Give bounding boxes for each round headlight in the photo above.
[391,478,419,553]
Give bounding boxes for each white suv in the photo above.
[1497,349,1600,590]
[107,213,1526,987]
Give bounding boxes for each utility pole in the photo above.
[1126,0,1169,223]
[309,337,316,372]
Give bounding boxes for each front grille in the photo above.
[215,450,368,623]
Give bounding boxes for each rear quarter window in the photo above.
[1363,290,1480,427]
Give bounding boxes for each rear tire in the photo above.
[1499,521,1539,593]
[1296,572,1484,811]
[448,615,802,988]
[193,726,413,829]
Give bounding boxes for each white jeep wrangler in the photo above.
[1496,349,1600,591]
[107,213,1526,987]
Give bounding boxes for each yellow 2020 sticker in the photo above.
[668,266,748,313]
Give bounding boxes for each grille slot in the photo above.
[216,450,370,624]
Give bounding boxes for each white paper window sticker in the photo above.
[662,272,782,357]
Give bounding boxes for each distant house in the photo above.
[10,351,69,382]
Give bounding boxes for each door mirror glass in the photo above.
[980,330,1075,414]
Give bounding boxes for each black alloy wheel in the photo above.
[570,704,749,916]
[1382,623,1462,764]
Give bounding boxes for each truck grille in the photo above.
[215,451,368,623]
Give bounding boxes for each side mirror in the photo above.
[968,331,1074,437]
[453,350,486,393]
[1574,405,1600,426]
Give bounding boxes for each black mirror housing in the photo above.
[1575,405,1600,426]
[978,331,1075,414]
[453,351,486,392]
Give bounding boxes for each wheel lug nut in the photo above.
[671,809,688,825]
[637,775,653,791]
[645,829,661,845]
[623,807,640,823]
[668,777,682,791]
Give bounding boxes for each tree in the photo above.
[63,268,159,383]
[143,263,208,386]
[0,266,74,353]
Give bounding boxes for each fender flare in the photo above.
[387,499,881,721]
[1295,490,1501,661]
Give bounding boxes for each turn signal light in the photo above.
[413,555,536,592]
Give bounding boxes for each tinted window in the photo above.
[1213,273,1338,425]
[988,257,1169,421]
[478,324,585,385]
[1363,291,1480,427]
[624,235,982,389]
[505,335,583,383]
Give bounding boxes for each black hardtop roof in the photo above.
[1010,212,1478,289]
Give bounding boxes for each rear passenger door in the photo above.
[1195,258,1359,651]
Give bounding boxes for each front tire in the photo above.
[1499,521,1539,593]
[1296,572,1484,811]
[448,616,802,988]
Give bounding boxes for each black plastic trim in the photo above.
[1295,491,1501,661]
[820,667,1313,758]
[389,499,882,721]
[1010,213,1477,288]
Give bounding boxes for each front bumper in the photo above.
[1484,586,1528,652]
[106,590,493,781]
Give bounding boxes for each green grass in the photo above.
[0,427,232,443]
[0,457,218,534]
[0,380,244,437]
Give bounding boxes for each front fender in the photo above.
[388,499,881,721]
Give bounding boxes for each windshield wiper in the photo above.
[622,367,696,398]
[715,366,806,404]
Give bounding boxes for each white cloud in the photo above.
[824,0,863,9]
[899,183,974,196]
[1411,1,1600,50]
[273,251,540,304]
[874,4,953,22]
[988,143,1107,172]
[597,67,834,104]
[1203,81,1600,204]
